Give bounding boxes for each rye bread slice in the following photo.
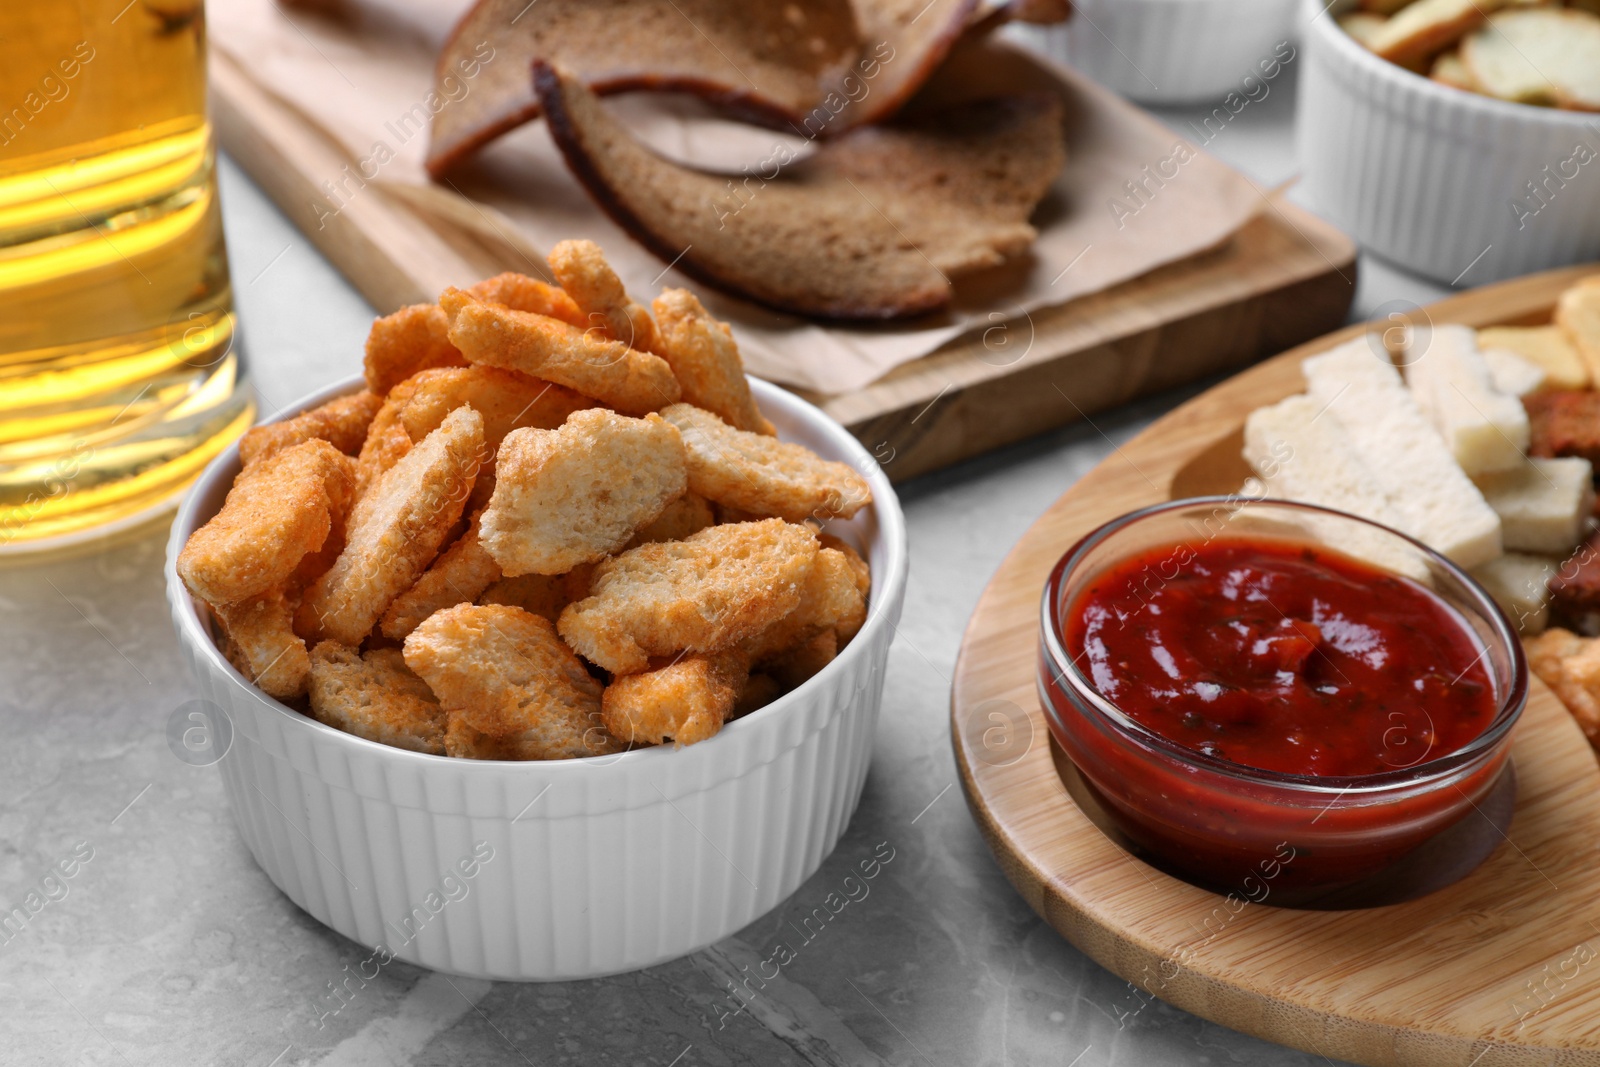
[426,0,978,176]
[532,61,1064,320]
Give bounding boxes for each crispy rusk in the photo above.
[179,439,353,606]
[380,509,503,640]
[403,604,620,756]
[819,534,872,644]
[768,629,838,689]
[601,652,749,746]
[732,672,783,718]
[289,453,359,595]
[627,492,715,548]
[1339,11,1389,48]
[214,590,311,701]
[744,547,866,664]
[478,566,591,623]
[363,303,467,395]
[661,403,871,522]
[1526,628,1600,745]
[559,519,818,674]
[397,365,593,449]
[544,238,656,351]
[353,378,425,502]
[307,642,446,755]
[441,287,681,416]
[531,61,1062,319]
[652,288,773,435]
[299,406,485,646]
[1369,0,1505,68]
[481,409,688,575]
[239,390,382,466]
[466,271,587,328]
[1462,8,1600,110]
[547,239,660,353]
[442,711,628,760]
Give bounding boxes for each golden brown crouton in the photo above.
[626,492,715,548]
[767,629,837,689]
[396,365,593,450]
[440,287,680,416]
[307,642,446,754]
[179,439,354,607]
[466,271,588,328]
[403,604,620,757]
[299,406,486,645]
[558,519,818,674]
[480,409,688,576]
[478,564,592,619]
[547,238,660,353]
[652,288,773,435]
[239,390,383,466]
[743,546,865,664]
[601,652,748,746]
[660,403,871,523]
[379,509,503,640]
[214,590,311,701]
[363,304,468,395]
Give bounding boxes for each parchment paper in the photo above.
[208,0,1268,393]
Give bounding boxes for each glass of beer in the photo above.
[0,0,253,551]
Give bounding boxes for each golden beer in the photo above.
[0,0,253,549]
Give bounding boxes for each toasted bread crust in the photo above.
[482,409,689,576]
[533,61,1062,319]
[651,289,773,435]
[601,652,748,745]
[240,390,382,467]
[404,604,620,757]
[396,365,594,450]
[466,272,588,328]
[558,518,818,673]
[178,439,353,606]
[299,406,486,645]
[380,509,503,640]
[441,288,681,415]
[662,403,872,523]
[364,304,468,395]
[308,642,446,755]
[215,590,312,701]
[548,239,661,353]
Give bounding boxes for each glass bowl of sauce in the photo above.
[1038,498,1526,897]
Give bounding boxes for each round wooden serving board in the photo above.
[952,264,1600,1067]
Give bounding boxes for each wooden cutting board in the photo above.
[950,264,1600,1067]
[209,48,1357,482]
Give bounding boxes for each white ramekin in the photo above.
[166,376,908,981]
[1009,0,1299,104]
[1299,0,1600,286]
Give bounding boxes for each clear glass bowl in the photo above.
[1037,498,1526,897]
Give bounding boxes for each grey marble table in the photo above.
[1,63,1451,1067]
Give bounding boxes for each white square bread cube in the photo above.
[1243,394,1427,580]
[1402,324,1529,474]
[1477,325,1588,391]
[1473,456,1595,555]
[1303,337,1502,568]
[1483,348,1546,398]
[1471,552,1557,635]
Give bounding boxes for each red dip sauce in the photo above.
[1065,538,1498,777]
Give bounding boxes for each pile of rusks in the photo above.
[180,240,875,759]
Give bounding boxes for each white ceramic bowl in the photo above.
[1010,0,1299,104]
[1299,0,1600,286]
[166,376,908,981]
